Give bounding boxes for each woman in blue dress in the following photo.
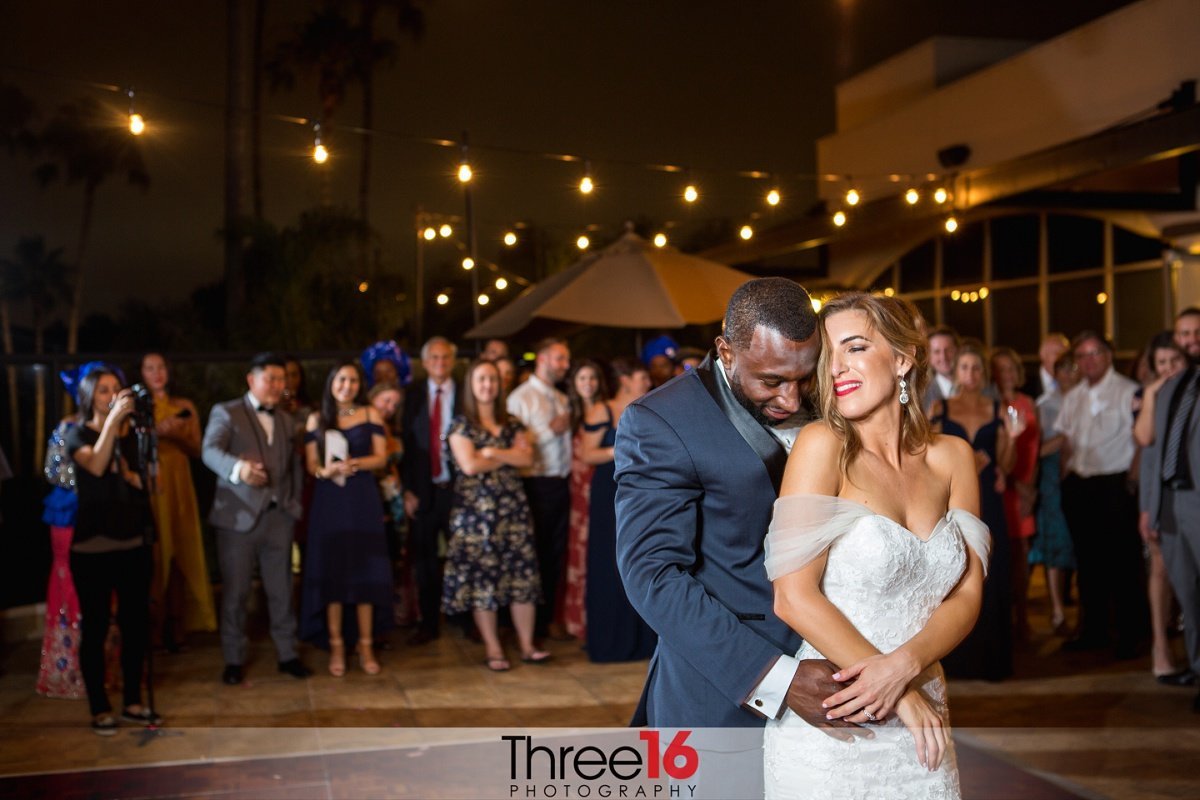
[582,357,657,663]
[301,362,393,676]
[932,345,1014,681]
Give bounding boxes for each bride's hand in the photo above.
[821,649,920,723]
[895,690,947,772]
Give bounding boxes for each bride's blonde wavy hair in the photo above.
[816,292,934,477]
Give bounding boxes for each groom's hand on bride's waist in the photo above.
[786,659,874,742]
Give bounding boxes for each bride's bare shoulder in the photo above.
[792,420,842,458]
[782,422,843,495]
[926,432,974,474]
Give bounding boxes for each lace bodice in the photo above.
[761,496,991,800]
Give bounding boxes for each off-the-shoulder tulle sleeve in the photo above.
[946,508,991,576]
[764,494,874,581]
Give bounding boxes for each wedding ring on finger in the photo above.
[864,710,877,722]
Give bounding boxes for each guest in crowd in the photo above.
[641,335,679,389]
[494,356,517,394]
[482,338,509,362]
[401,336,461,645]
[582,357,657,662]
[1055,332,1146,658]
[1027,333,1070,399]
[507,337,573,639]
[443,359,548,670]
[1031,353,1081,635]
[561,359,609,640]
[369,380,417,626]
[1138,323,1200,709]
[361,339,412,390]
[992,346,1040,642]
[933,345,1013,680]
[1175,307,1200,363]
[37,364,108,700]
[300,362,392,676]
[281,356,314,429]
[923,326,959,412]
[139,352,217,651]
[675,346,706,372]
[202,352,310,685]
[1134,330,1192,684]
[66,366,160,733]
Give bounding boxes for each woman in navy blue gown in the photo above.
[582,357,657,663]
[932,345,1014,681]
[300,362,392,676]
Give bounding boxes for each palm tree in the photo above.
[35,96,149,354]
[0,236,70,470]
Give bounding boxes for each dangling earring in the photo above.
[898,376,910,405]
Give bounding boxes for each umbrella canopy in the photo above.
[466,231,754,338]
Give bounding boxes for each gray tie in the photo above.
[1162,369,1200,486]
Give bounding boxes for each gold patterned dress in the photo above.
[150,398,217,633]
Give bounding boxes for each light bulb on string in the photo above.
[683,184,699,204]
[905,188,920,205]
[739,225,754,241]
[126,88,145,135]
[579,161,594,195]
[934,187,949,204]
[358,281,369,293]
[422,227,437,241]
[832,210,847,227]
[495,277,508,291]
[766,188,781,207]
[312,122,328,164]
[477,293,490,306]
[462,257,475,271]
[845,187,861,206]
[576,235,590,250]
[951,290,961,300]
[653,233,668,248]
[503,231,518,247]
[439,224,452,238]
[979,287,990,299]
[944,216,959,233]
[883,287,895,297]
[436,293,449,306]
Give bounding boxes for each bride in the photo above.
[763,292,990,799]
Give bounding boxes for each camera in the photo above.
[128,383,156,431]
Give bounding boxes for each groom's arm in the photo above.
[615,402,791,713]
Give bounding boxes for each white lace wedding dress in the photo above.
[762,495,990,800]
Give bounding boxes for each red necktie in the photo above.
[430,386,443,479]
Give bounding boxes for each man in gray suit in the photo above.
[202,352,311,685]
[1140,361,1200,713]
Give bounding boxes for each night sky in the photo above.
[1,0,1134,320]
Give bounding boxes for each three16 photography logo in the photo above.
[502,731,699,798]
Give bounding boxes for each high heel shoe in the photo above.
[358,639,381,675]
[328,638,346,677]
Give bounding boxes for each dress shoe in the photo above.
[277,658,313,679]
[408,629,438,646]
[222,664,243,685]
[1157,669,1197,687]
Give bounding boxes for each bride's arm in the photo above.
[823,435,984,721]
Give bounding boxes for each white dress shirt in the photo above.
[935,372,954,402]
[506,374,571,478]
[1038,366,1057,401]
[230,392,277,485]
[427,378,455,485]
[1054,366,1138,477]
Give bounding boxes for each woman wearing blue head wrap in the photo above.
[360,340,412,389]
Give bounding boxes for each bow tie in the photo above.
[256,406,275,416]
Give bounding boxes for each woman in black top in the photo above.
[65,366,161,735]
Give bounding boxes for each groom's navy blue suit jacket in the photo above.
[615,356,803,728]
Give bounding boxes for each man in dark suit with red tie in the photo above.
[402,336,461,645]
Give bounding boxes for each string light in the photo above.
[961,292,971,304]
[126,88,145,135]
[358,281,369,293]
[934,187,949,204]
[905,188,919,205]
[979,287,990,299]
[811,297,823,313]
[832,210,847,227]
[683,184,699,203]
[1096,291,1109,304]
[436,292,449,305]
[422,227,437,241]
[439,224,453,238]
[495,277,508,290]
[503,231,518,247]
[579,161,594,194]
[576,235,590,250]
[653,232,668,248]
[739,224,754,241]
[477,293,490,306]
[944,216,959,233]
[951,290,961,300]
[883,287,895,297]
[766,188,781,207]
[845,188,861,206]
[969,291,979,302]
[312,122,328,164]
[462,257,475,270]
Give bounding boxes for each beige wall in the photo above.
[818,0,1200,205]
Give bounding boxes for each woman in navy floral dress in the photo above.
[443,359,549,671]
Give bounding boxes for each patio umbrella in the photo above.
[466,230,754,338]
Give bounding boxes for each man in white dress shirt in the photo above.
[1055,331,1147,657]
[506,337,572,638]
[922,326,958,413]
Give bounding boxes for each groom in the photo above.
[616,278,852,739]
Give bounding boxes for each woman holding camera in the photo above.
[66,366,161,734]
[139,352,217,650]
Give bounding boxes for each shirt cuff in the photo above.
[742,654,800,720]
[229,459,244,485]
